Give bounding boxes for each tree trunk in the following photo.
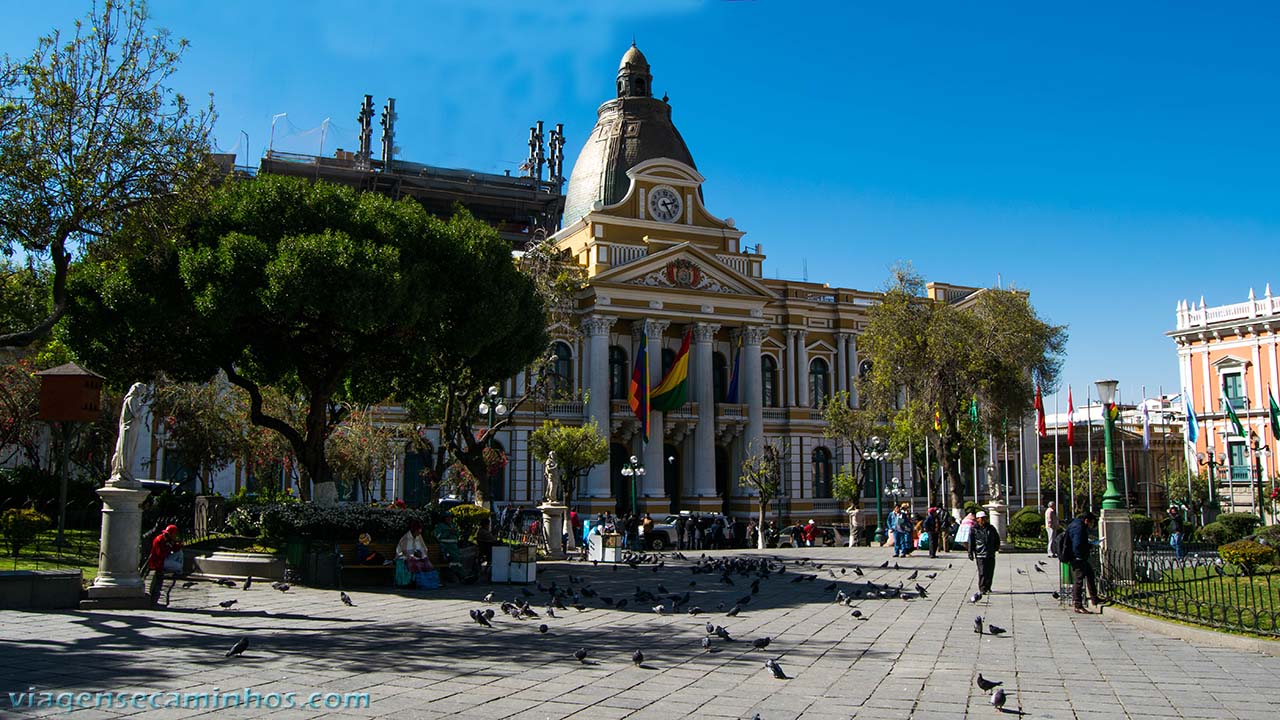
[936,435,964,512]
[758,502,767,550]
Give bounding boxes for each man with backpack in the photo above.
[1062,511,1105,613]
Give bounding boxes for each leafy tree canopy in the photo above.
[0,0,213,348]
[861,263,1066,510]
[528,419,609,503]
[64,174,546,500]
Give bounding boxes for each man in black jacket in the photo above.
[967,511,1000,594]
[1065,511,1104,613]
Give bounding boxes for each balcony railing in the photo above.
[1223,396,1248,411]
[1228,465,1252,482]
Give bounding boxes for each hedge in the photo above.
[1007,507,1043,540]
[1215,513,1261,543]
[225,503,443,545]
[1218,539,1276,575]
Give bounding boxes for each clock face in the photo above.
[647,185,683,223]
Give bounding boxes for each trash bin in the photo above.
[491,545,511,583]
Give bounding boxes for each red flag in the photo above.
[1066,386,1075,445]
[1034,384,1047,438]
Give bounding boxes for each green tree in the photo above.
[739,439,785,549]
[325,404,400,504]
[860,263,1066,511]
[0,0,213,348]
[150,378,248,494]
[1037,453,1107,517]
[821,390,882,510]
[64,175,546,502]
[528,419,608,504]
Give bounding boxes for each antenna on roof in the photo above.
[802,258,808,282]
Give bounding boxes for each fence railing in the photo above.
[1098,547,1280,637]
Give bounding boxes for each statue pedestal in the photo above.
[984,502,1007,542]
[539,503,567,560]
[81,483,151,610]
[1100,508,1133,582]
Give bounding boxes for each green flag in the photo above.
[1269,386,1280,437]
[1223,390,1245,437]
[969,396,979,435]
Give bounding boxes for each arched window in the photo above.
[608,346,628,400]
[812,447,833,498]
[762,355,778,407]
[713,352,728,402]
[550,341,573,398]
[809,357,830,408]
[661,347,676,380]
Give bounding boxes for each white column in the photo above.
[836,332,849,396]
[848,334,859,407]
[693,323,719,501]
[742,327,767,454]
[796,330,810,408]
[583,315,615,498]
[637,319,669,501]
[784,330,796,407]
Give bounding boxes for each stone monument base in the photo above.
[539,502,567,560]
[82,484,151,610]
[984,502,1007,541]
[1099,507,1133,581]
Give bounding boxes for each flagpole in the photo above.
[1087,382,1094,513]
[1120,386,1130,510]
[1184,386,1196,523]
[1069,385,1076,517]
[1053,390,1059,513]
[1143,384,1151,517]
[1019,418,1027,509]
[925,428,932,511]
[1002,423,1010,509]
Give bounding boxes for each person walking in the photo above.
[895,506,914,557]
[887,505,902,554]
[1167,506,1185,560]
[675,515,688,550]
[1045,501,1059,557]
[967,511,1000,594]
[1064,511,1104,613]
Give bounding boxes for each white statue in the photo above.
[543,451,560,504]
[109,382,147,486]
[986,465,1002,503]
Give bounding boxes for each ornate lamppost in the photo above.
[477,385,508,510]
[1095,378,1133,574]
[620,455,645,514]
[865,436,889,544]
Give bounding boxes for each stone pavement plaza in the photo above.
[3,548,1280,720]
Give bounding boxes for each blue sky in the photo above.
[5,1,1279,408]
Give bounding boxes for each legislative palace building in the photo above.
[242,46,1041,525]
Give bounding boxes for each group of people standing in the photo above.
[884,505,957,559]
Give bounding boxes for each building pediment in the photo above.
[1211,355,1250,370]
[592,242,775,300]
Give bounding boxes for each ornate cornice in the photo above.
[582,315,617,337]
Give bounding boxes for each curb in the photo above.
[1108,606,1280,656]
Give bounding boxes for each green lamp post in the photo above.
[866,436,888,544]
[1096,379,1125,510]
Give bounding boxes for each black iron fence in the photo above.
[1098,548,1280,637]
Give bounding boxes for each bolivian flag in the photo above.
[651,328,692,412]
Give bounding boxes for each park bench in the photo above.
[334,541,398,587]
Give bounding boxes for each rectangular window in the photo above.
[1227,441,1249,482]
[1223,373,1247,410]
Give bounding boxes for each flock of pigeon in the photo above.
[193,550,1044,713]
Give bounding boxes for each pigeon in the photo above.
[906,570,918,580]
[274,583,290,593]
[715,626,734,641]
[220,579,238,589]
[976,673,1002,691]
[705,622,716,634]
[181,581,197,589]
[224,637,249,658]
[841,568,847,575]
[700,636,712,652]
[484,608,495,620]
[974,615,984,634]
[1051,591,1061,600]
[473,610,493,628]
[726,605,741,617]
[970,591,982,603]
[751,637,771,650]
[879,561,889,569]
[915,584,929,598]
[925,572,937,579]
[483,592,494,603]
[243,576,253,590]
[1016,568,1027,575]
[764,658,788,679]
[852,567,864,576]
[632,649,644,666]
[572,603,587,612]
[894,562,900,570]
[688,606,704,615]
[340,591,354,607]
[547,607,557,619]
[539,624,549,634]
[520,606,540,619]
[573,648,588,663]
[1034,565,1046,573]
[991,688,1006,710]
[218,599,238,609]
[850,609,863,618]
[988,623,1007,636]
[652,605,665,615]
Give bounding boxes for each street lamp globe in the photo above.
[1095,379,1119,406]
[478,401,490,415]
